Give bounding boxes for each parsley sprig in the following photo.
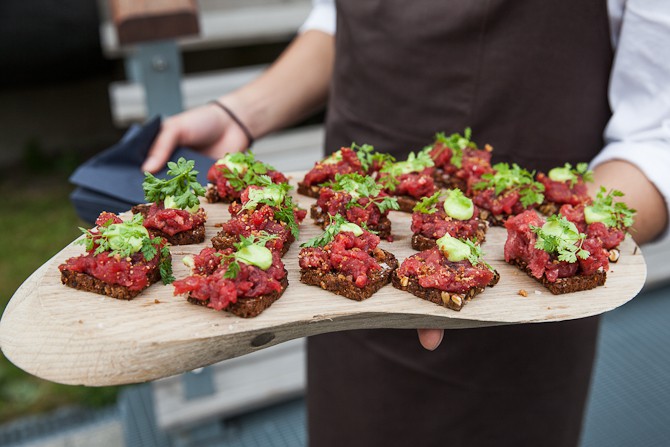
[589,187,636,229]
[327,173,400,214]
[433,128,476,168]
[413,191,442,214]
[462,238,494,272]
[530,215,590,263]
[220,151,278,191]
[381,147,435,179]
[474,162,545,208]
[77,213,174,284]
[143,157,205,210]
[352,142,396,172]
[218,233,278,279]
[301,214,351,248]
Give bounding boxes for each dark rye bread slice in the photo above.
[410,220,488,251]
[537,201,560,217]
[60,262,165,300]
[395,195,419,213]
[508,258,607,295]
[132,204,206,245]
[205,183,238,204]
[432,168,467,191]
[310,204,392,240]
[211,231,295,257]
[392,268,500,311]
[477,209,509,227]
[187,274,289,318]
[300,249,398,301]
[297,181,321,198]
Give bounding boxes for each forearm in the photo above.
[219,30,335,139]
[589,160,667,245]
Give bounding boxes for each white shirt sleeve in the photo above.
[299,0,336,35]
[593,0,670,242]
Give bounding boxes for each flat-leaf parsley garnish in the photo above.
[220,151,278,191]
[327,173,399,214]
[587,187,636,229]
[530,215,589,263]
[242,182,301,238]
[143,157,205,210]
[413,191,442,214]
[352,142,396,172]
[433,128,477,168]
[301,214,350,248]
[474,162,545,208]
[381,146,435,179]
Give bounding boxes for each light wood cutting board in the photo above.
[0,173,646,386]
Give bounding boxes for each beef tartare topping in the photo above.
[412,191,485,241]
[397,247,495,293]
[538,162,592,206]
[299,215,383,288]
[234,181,303,238]
[143,203,206,236]
[173,237,286,311]
[429,128,477,170]
[60,212,174,289]
[318,173,399,223]
[208,151,287,199]
[302,146,364,187]
[505,211,609,281]
[472,162,545,214]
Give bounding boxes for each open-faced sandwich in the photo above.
[59,212,174,299]
[212,179,306,256]
[205,151,288,203]
[393,234,498,311]
[411,189,488,251]
[428,128,493,191]
[298,143,394,198]
[504,211,610,294]
[469,162,545,226]
[174,233,287,318]
[298,214,398,301]
[536,163,593,216]
[379,147,438,213]
[310,173,399,241]
[559,187,636,262]
[133,157,207,245]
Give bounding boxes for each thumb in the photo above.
[417,329,444,351]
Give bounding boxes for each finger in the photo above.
[142,122,181,173]
[205,126,252,158]
[417,329,444,351]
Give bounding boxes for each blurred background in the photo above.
[1,1,669,446]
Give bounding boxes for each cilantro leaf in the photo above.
[159,245,175,284]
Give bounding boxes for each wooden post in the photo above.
[110,0,200,45]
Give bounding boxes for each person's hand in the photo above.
[141,103,251,173]
[417,329,444,351]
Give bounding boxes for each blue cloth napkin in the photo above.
[69,116,215,223]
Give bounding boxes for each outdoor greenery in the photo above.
[0,163,118,424]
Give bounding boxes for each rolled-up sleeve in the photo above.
[592,0,670,241]
[299,0,336,35]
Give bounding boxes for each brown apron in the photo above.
[308,1,613,446]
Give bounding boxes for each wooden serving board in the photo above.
[0,173,646,386]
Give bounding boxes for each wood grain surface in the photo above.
[0,173,647,386]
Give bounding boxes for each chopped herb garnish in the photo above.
[381,147,434,179]
[474,162,545,208]
[352,142,396,172]
[301,214,351,248]
[413,191,442,214]
[587,187,636,229]
[219,151,278,191]
[218,232,278,279]
[328,173,399,214]
[531,215,589,263]
[143,157,205,210]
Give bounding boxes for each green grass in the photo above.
[0,170,118,424]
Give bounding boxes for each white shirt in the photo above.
[301,0,670,243]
